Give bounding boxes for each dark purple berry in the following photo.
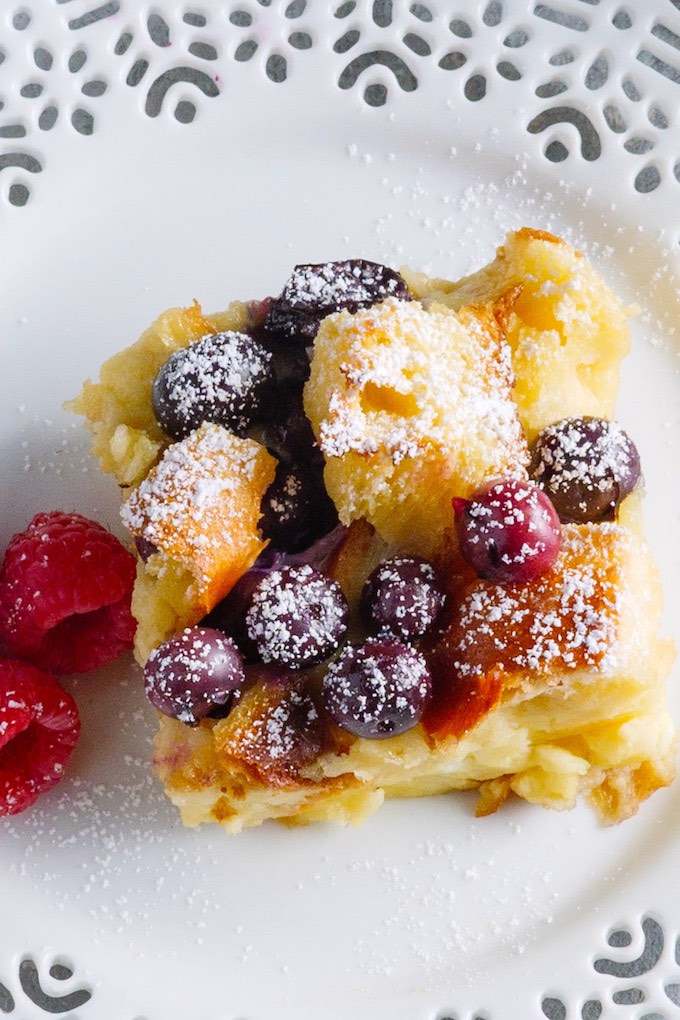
[243,297,271,334]
[322,639,432,739]
[264,260,412,346]
[529,416,641,524]
[453,479,561,585]
[244,565,348,668]
[202,570,264,659]
[263,401,321,466]
[204,525,349,654]
[135,536,158,563]
[260,461,339,553]
[361,556,446,641]
[144,626,245,726]
[290,523,348,575]
[252,523,348,574]
[268,344,312,392]
[151,331,275,440]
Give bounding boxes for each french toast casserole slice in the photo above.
[70,229,676,832]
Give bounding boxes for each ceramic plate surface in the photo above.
[2,2,680,1018]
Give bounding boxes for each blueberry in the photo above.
[322,639,432,739]
[202,568,267,661]
[453,479,562,585]
[263,401,321,467]
[260,460,339,553]
[135,536,158,563]
[151,331,275,440]
[529,416,641,523]
[203,524,349,656]
[144,626,245,726]
[244,565,348,668]
[361,556,446,641]
[267,343,312,394]
[260,397,337,552]
[264,260,412,345]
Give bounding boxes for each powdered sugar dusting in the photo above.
[315,298,525,475]
[450,524,625,679]
[265,260,412,345]
[216,681,325,783]
[283,261,407,310]
[144,626,244,726]
[120,423,271,582]
[245,565,348,668]
[263,691,319,761]
[362,556,446,640]
[306,297,529,555]
[323,640,432,738]
[530,416,641,522]
[153,330,273,438]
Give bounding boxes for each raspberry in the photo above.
[0,658,81,815]
[0,511,136,674]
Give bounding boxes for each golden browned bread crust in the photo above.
[121,424,275,660]
[404,227,633,440]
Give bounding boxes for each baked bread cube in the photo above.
[304,296,528,556]
[404,228,633,440]
[424,520,676,822]
[121,424,275,662]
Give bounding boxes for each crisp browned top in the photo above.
[513,226,568,247]
[425,523,629,740]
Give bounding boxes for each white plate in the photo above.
[2,2,680,1018]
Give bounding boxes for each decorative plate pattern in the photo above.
[4,917,680,1017]
[2,2,680,1019]
[0,958,91,1016]
[2,0,680,224]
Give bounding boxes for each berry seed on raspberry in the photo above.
[0,511,136,675]
[0,658,81,816]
